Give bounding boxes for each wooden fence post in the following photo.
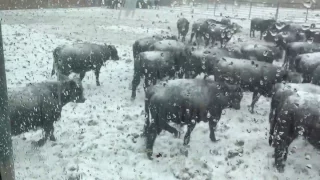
[0,21,15,180]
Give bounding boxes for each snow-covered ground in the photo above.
[1,6,320,180]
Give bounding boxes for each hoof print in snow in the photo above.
[124,115,132,121]
[235,140,245,147]
[236,159,244,166]
[227,148,244,159]
[302,166,311,175]
[305,154,310,160]
[68,166,77,172]
[88,120,98,126]
[116,125,124,131]
[125,59,132,63]
[67,174,81,180]
[180,148,188,157]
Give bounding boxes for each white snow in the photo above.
[1,6,320,180]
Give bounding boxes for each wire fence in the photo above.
[170,0,320,23]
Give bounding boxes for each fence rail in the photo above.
[172,0,320,23]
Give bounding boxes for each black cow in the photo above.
[132,34,177,60]
[189,18,222,45]
[220,17,231,25]
[207,23,234,48]
[177,18,190,42]
[51,43,120,86]
[272,91,320,172]
[274,32,306,50]
[184,46,242,78]
[311,65,320,85]
[149,39,187,77]
[144,79,243,159]
[268,83,320,147]
[264,22,303,43]
[209,57,289,113]
[8,78,86,146]
[250,18,276,39]
[282,42,320,70]
[294,52,320,82]
[239,43,283,63]
[304,29,320,43]
[131,51,182,100]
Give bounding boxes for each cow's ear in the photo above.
[68,80,78,89]
[107,45,114,51]
[236,86,242,93]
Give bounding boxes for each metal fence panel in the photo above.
[249,2,277,19]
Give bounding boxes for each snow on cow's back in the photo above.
[241,44,269,52]
[299,52,320,65]
[278,83,320,94]
[218,57,271,70]
[154,40,185,49]
[141,51,173,61]
[290,42,310,48]
[286,91,320,109]
[59,43,102,55]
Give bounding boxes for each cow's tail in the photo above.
[52,47,61,76]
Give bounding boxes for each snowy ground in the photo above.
[1,6,320,180]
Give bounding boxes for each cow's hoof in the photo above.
[147,151,153,160]
[130,97,135,101]
[50,135,56,141]
[174,131,181,138]
[96,82,101,86]
[211,138,220,143]
[140,132,146,137]
[269,137,273,146]
[276,165,285,173]
[247,105,254,114]
[32,139,46,147]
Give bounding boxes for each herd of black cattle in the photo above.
[7,16,320,173]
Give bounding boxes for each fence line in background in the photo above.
[171,0,320,23]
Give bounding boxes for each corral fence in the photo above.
[171,0,320,22]
[0,0,105,10]
[207,0,320,22]
[0,0,174,10]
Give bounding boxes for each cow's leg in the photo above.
[35,121,55,147]
[142,99,150,137]
[131,70,141,100]
[196,33,202,47]
[79,71,86,81]
[189,31,195,43]
[146,104,160,159]
[249,91,261,114]
[163,123,180,137]
[183,120,196,145]
[95,66,102,86]
[178,32,181,40]
[220,38,224,48]
[260,30,263,40]
[209,118,220,142]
